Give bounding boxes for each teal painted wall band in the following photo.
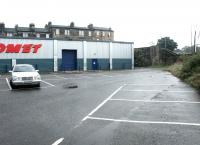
[87,59,110,70]
[16,59,54,72]
[0,59,12,73]
[0,58,132,73]
[112,59,132,70]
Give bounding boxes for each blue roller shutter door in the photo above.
[62,50,77,71]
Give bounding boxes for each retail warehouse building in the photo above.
[0,22,134,72]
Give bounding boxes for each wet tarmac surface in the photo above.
[0,68,200,145]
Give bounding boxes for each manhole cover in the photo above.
[63,83,78,89]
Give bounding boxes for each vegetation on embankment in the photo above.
[167,54,200,90]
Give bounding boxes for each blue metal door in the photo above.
[62,50,77,71]
[92,59,98,70]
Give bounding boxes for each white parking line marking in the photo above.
[41,80,55,87]
[110,99,200,104]
[101,74,113,77]
[122,89,194,93]
[43,78,63,81]
[40,86,54,89]
[81,84,126,122]
[5,78,12,90]
[126,84,184,86]
[87,116,200,127]
[90,74,113,78]
[53,75,69,80]
[52,138,64,145]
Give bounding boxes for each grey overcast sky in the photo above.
[1,0,200,48]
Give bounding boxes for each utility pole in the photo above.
[191,27,193,50]
[194,30,196,53]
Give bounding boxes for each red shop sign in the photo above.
[0,43,42,53]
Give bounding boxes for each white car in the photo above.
[9,64,41,88]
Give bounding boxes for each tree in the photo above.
[157,37,178,51]
[182,46,200,54]
[182,46,193,54]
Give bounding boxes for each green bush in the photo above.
[168,53,200,90]
[167,63,182,77]
[181,54,200,79]
[178,55,192,63]
[185,73,200,89]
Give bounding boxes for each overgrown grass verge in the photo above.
[167,63,183,77]
[167,54,200,90]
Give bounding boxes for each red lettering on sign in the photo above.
[22,44,33,53]
[6,44,22,53]
[0,43,6,53]
[32,44,42,53]
[0,43,42,53]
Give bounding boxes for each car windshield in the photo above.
[13,65,35,72]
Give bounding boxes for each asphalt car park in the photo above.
[0,69,200,145]
[0,78,10,91]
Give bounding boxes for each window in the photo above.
[88,31,92,36]
[13,65,35,72]
[102,32,105,37]
[23,32,28,38]
[79,30,84,36]
[108,32,110,37]
[46,34,50,38]
[36,33,40,38]
[65,30,70,35]
[56,29,60,35]
[96,31,99,36]
[7,33,13,37]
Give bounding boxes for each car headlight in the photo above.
[34,75,41,80]
[13,76,21,81]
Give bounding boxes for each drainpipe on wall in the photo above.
[109,42,113,70]
[83,41,87,71]
[53,40,58,72]
[12,59,16,67]
[131,43,134,69]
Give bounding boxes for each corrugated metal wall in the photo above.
[0,38,54,72]
[87,42,109,59]
[0,39,133,60]
[0,38,54,59]
[112,43,132,59]
[57,41,83,59]
[0,38,134,72]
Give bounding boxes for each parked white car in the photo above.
[9,64,41,88]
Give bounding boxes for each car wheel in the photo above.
[10,80,16,89]
[36,83,40,88]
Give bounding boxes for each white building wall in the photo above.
[0,39,133,60]
[112,43,132,59]
[0,38,53,59]
[0,38,134,71]
[57,41,83,59]
[87,42,109,58]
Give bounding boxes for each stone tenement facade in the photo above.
[0,22,114,41]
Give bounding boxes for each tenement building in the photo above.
[0,22,114,41]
